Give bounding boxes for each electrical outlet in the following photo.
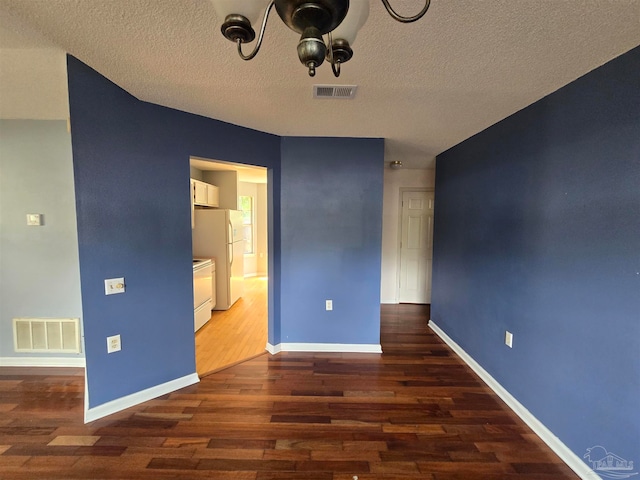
[325,299,333,311]
[104,277,125,295]
[505,331,513,348]
[107,334,121,353]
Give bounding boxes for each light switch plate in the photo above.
[26,213,43,226]
[105,277,125,295]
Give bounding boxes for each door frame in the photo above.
[190,161,271,373]
[395,187,434,303]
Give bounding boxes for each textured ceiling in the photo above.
[1,1,639,167]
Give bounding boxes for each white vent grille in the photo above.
[313,84,358,99]
[13,318,81,353]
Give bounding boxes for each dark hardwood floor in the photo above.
[0,304,579,479]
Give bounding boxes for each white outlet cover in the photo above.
[505,331,513,348]
[326,300,333,311]
[105,277,125,295]
[107,334,121,353]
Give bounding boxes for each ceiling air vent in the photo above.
[313,84,358,99]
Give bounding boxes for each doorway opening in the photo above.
[189,157,268,375]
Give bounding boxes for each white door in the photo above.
[398,191,434,304]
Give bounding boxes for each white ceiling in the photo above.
[1,1,639,168]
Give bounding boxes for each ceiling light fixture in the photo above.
[212,0,431,77]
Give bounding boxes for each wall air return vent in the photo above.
[13,318,81,353]
[313,85,358,99]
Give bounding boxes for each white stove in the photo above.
[193,258,212,331]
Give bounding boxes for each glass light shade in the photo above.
[210,0,270,25]
[331,0,370,45]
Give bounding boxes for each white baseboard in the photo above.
[84,372,200,423]
[266,343,281,354]
[266,343,382,354]
[428,320,598,480]
[0,356,86,368]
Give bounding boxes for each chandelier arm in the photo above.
[236,0,276,61]
[327,31,341,77]
[380,0,431,23]
[331,60,341,77]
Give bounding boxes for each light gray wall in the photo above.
[0,119,83,359]
[189,165,203,180]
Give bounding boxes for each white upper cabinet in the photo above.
[191,178,219,208]
[194,180,207,204]
[207,183,219,207]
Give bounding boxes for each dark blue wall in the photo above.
[280,137,384,345]
[432,46,640,462]
[67,56,385,409]
[67,56,280,407]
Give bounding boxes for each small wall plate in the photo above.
[26,213,43,226]
[105,278,125,295]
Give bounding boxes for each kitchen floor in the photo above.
[195,276,268,375]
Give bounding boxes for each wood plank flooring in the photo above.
[0,304,580,479]
[195,276,268,375]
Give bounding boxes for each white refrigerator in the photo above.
[192,209,244,310]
